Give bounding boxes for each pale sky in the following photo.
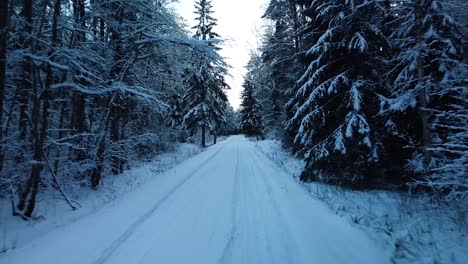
[171,0,269,110]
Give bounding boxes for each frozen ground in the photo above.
[1,136,389,264]
[256,139,468,264]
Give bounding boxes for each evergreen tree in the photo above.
[167,93,185,129]
[193,0,220,41]
[285,0,390,185]
[240,79,263,137]
[245,0,466,198]
[260,0,300,137]
[184,0,228,147]
[383,0,467,199]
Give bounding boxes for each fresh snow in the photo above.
[256,139,468,264]
[0,142,203,255]
[1,136,389,264]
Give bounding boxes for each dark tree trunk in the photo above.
[100,18,105,41]
[18,0,33,143]
[24,0,61,218]
[201,125,206,147]
[71,0,87,163]
[90,96,115,189]
[73,0,86,41]
[0,0,9,170]
[54,102,67,176]
[17,171,33,210]
[108,3,127,174]
[289,0,300,52]
[90,138,105,189]
[16,0,34,212]
[110,101,121,174]
[414,1,432,167]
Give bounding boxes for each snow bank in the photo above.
[0,142,203,253]
[255,139,468,264]
[255,139,305,178]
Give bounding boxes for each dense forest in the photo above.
[240,0,467,199]
[0,0,237,219]
[0,0,466,220]
[0,0,466,262]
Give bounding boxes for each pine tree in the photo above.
[383,0,467,199]
[260,0,300,137]
[240,79,263,137]
[193,0,220,41]
[285,0,390,185]
[184,0,228,147]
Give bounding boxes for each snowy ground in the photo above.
[256,139,468,264]
[0,142,203,253]
[1,136,389,264]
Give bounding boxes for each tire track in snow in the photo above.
[249,146,301,263]
[92,143,228,264]
[217,143,240,264]
[249,148,278,263]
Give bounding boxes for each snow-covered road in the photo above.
[1,136,390,264]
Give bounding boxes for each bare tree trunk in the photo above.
[0,0,9,170]
[415,1,432,167]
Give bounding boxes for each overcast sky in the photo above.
[171,0,269,110]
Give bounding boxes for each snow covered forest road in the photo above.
[1,136,390,264]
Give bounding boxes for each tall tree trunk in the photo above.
[289,0,300,52]
[415,1,432,167]
[18,0,33,142]
[108,3,126,174]
[0,0,9,170]
[24,0,61,218]
[90,95,116,189]
[72,0,87,164]
[16,0,34,212]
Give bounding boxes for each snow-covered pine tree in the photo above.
[193,0,220,41]
[284,0,323,151]
[383,0,467,199]
[240,79,263,137]
[184,0,228,147]
[167,93,185,129]
[286,0,390,185]
[260,0,301,137]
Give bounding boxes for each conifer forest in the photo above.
[0,0,466,263]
